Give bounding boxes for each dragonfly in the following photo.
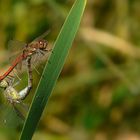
[0,57,32,120]
[0,30,51,81]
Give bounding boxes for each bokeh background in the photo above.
[0,0,140,140]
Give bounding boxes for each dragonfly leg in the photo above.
[39,48,52,56]
[10,74,21,87]
[13,69,21,81]
[6,71,21,87]
[6,75,15,86]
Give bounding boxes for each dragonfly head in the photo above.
[38,39,48,51]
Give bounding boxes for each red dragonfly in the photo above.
[0,57,33,124]
[0,31,51,81]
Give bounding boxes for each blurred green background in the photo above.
[0,0,140,140]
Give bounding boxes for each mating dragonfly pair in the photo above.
[0,31,51,121]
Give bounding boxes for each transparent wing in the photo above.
[0,94,28,128]
[8,55,23,76]
[8,40,27,54]
[0,103,24,128]
[7,40,27,72]
[34,30,50,41]
[30,48,51,74]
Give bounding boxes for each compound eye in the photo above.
[39,41,43,45]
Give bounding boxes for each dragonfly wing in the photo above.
[8,39,27,53]
[30,48,51,76]
[19,101,29,112]
[34,30,50,41]
[0,103,24,128]
[8,56,23,77]
[8,40,27,73]
[8,52,28,75]
[12,104,25,121]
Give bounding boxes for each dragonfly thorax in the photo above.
[30,39,48,50]
[25,39,48,56]
[4,86,20,103]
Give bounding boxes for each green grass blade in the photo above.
[20,0,87,139]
